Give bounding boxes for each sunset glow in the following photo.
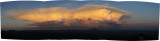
[7,5,131,28]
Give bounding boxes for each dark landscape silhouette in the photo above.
[1,28,158,40]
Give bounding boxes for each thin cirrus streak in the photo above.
[6,4,131,28]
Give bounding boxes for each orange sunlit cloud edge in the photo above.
[6,4,132,28]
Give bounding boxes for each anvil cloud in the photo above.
[6,4,131,28]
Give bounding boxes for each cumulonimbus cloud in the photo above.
[6,4,132,28]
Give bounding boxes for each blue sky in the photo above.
[1,1,159,30]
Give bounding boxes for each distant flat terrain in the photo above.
[1,30,158,40]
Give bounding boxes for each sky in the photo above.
[1,1,159,30]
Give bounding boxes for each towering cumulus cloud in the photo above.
[6,4,131,28]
